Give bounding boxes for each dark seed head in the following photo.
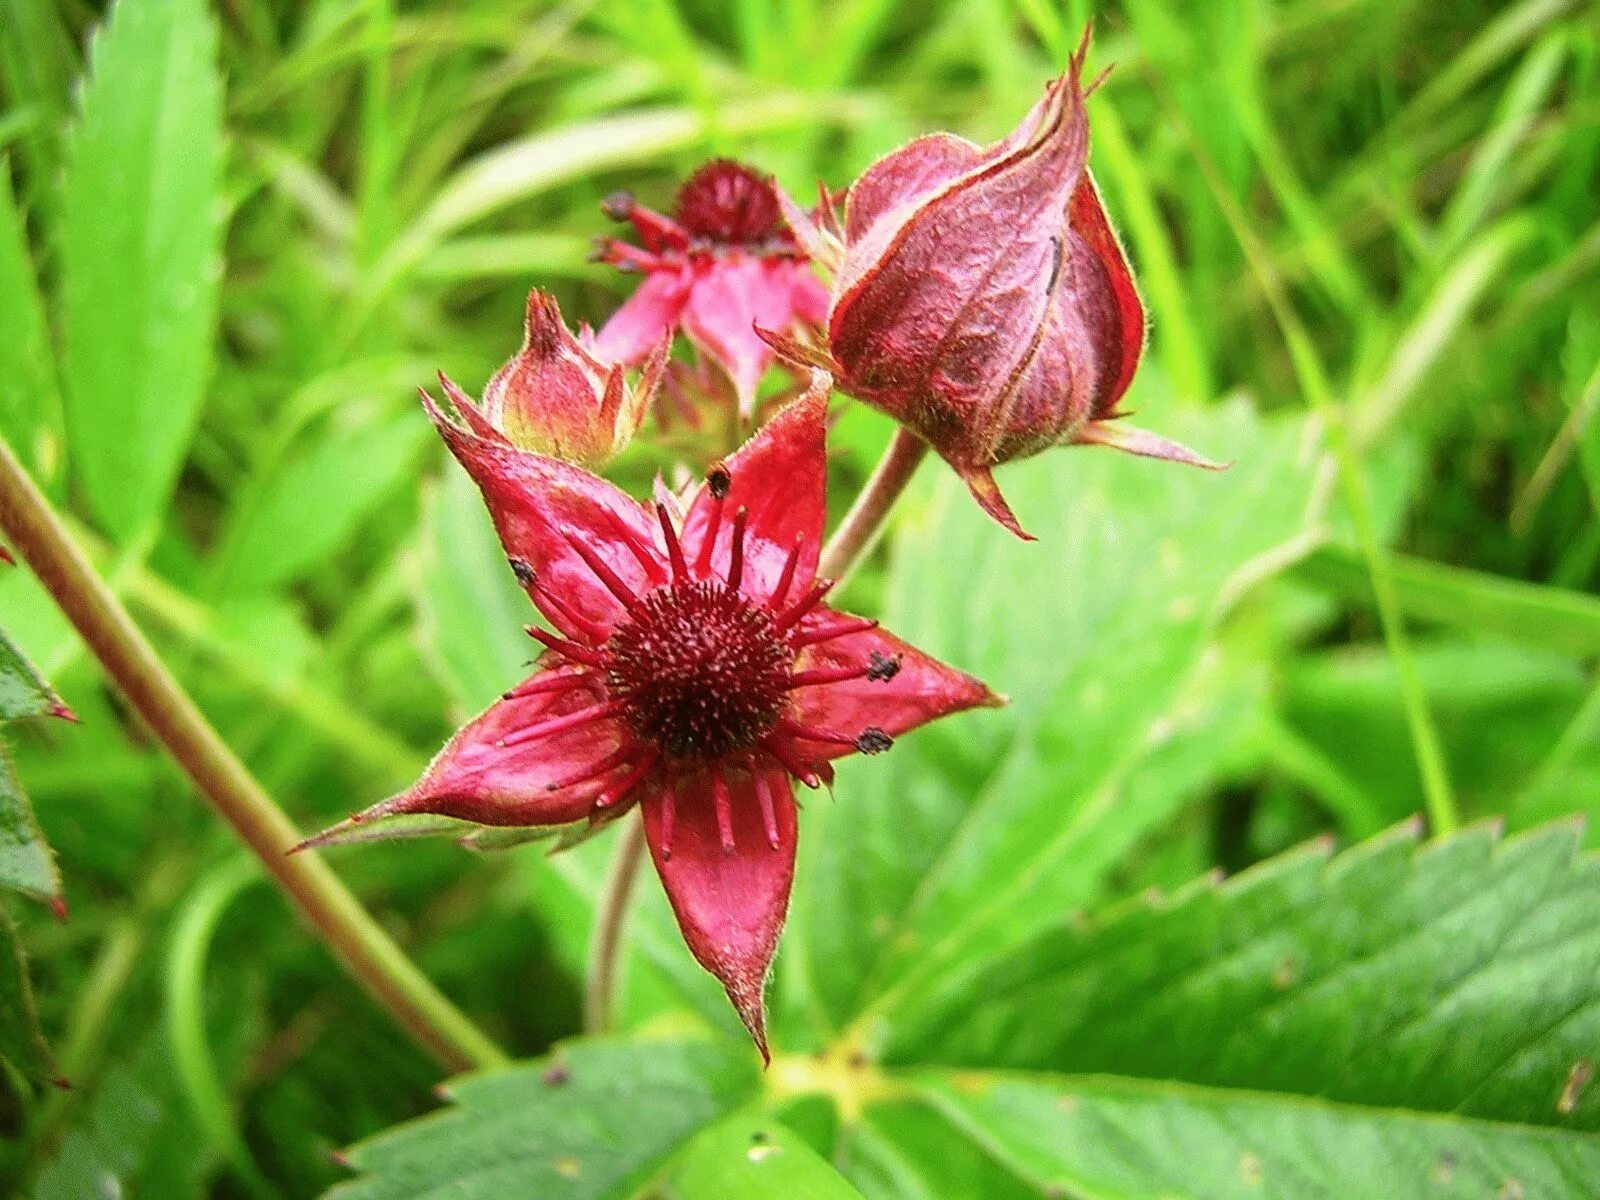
[606,581,794,760]
[674,159,784,246]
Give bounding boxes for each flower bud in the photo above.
[783,35,1218,537]
[482,290,665,468]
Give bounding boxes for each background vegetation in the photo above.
[2,0,1598,1195]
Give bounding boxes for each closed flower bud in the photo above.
[780,33,1219,538]
[481,290,666,468]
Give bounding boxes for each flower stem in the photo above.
[818,427,930,581]
[0,436,506,1074]
[584,810,647,1034]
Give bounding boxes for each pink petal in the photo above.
[315,670,629,834]
[785,260,831,327]
[787,617,1002,760]
[424,392,666,637]
[679,257,799,415]
[590,271,691,366]
[640,762,797,1061]
[680,378,828,603]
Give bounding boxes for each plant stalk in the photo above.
[584,810,647,1034]
[0,436,506,1074]
[818,427,930,581]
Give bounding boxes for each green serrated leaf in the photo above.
[670,1112,865,1199]
[0,158,63,484]
[0,902,59,1084]
[326,1037,761,1200]
[896,822,1600,1132]
[787,402,1318,1042]
[59,0,224,541]
[0,622,70,721]
[878,1070,1600,1200]
[0,742,61,908]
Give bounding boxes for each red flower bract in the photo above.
[302,371,998,1059]
[591,160,829,418]
[477,289,666,467]
[780,33,1220,538]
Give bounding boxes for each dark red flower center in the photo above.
[606,580,795,760]
[674,159,785,246]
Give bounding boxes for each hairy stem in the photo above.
[0,437,506,1073]
[585,810,648,1034]
[818,427,930,581]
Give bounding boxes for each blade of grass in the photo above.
[1294,542,1600,659]
[1157,81,1460,835]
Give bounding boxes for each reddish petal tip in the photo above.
[49,895,69,922]
[47,702,79,724]
[959,467,1035,541]
[0,545,13,565]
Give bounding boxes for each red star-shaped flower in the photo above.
[591,159,829,418]
[304,372,998,1057]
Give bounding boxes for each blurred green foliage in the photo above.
[1,0,1598,1194]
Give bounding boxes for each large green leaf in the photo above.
[59,0,224,541]
[0,160,62,484]
[0,903,59,1084]
[853,1070,1600,1200]
[893,822,1600,1132]
[785,402,1319,1043]
[670,1112,865,1199]
[325,1038,760,1200]
[0,622,70,722]
[0,744,60,908]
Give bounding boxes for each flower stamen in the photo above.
[562,528,642,614]
[727,505,748,591]
[712,771,736,855]
[792,617,879,648]
[526,625,608,668]
[656,503,688,582]
[752,767,780,849]
[774,578,835,630]
[497,699,623,749]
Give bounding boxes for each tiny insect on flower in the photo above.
[297,370,999,1059]
[472,289,666,468]
[777,30,1221,539]
[591,159,829,418]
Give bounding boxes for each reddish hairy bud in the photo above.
[482,290,665,467]
[783,33,1219,537]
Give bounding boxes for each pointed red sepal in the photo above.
[681,372,832,601]
[958,466,1035,542]
[1072,420,1229,470]
[640,763,797,1063]
[421,389,665,638]
[0,545,13,565]
[295,670,634,850]
[786,619,1002,761]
